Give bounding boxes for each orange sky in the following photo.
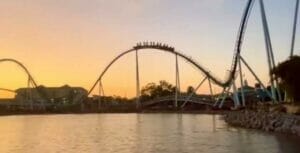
[0,0,298,98]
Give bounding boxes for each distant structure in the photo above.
[236,80,270,103]
[15,85,87,105]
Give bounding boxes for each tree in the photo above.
[186,86,195,94]
[140,80,176,101]
[272,56,300,102]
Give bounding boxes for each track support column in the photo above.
[135,49,141,109]
[219,85,232,108]
[238,55,246,107]
[291,0,299,57]
[232,79,241,108]
[175,54,180,108]
[27,76,33,110]
[214,87,226,107]
[98,81,102,110]
[240,56,275,102]
[181,76,207,108]
[259,0,280,102]
[208,78,214,101]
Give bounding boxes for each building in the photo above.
[15,85,88,105]
[237,81,271,103]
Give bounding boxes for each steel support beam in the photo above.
[259,0,274,92]
[27,76,33,110]
[175,54,180,108]
[98,81,102,110]
[27,76,41,110]
[232,79,241,108]
[135,49,141,109]
[208,78,214,101]
[240,56,276,102]
[181,76,207,108]
[238,56,246,106]
[259,0,281,102]
[214,87,226,107]
[27,76,30,100]
[219,85,232,108]
[291,0,299,57]
[101,82,105,97]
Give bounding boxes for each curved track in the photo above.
[0,58,50,102]
[142,95,214,107]
[0,88,16,93]
[0,58,38,88]
[88,0,255,96]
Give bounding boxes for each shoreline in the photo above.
[2,109,300,137]
[0,109,227,116]
[224,110,300,137]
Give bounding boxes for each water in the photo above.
[0,114,299,153]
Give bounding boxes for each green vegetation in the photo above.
[272,56,300,102]
[141,80,176,101]
[186,86,195,94]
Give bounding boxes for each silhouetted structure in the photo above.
[15,85,87,104]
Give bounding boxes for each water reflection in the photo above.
[212,114,216,132]
[0,114,299,153]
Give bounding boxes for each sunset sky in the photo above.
[0,0,299,98]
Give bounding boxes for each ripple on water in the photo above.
[0,114,299,153]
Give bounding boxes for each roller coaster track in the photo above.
[0,58,38,88]
[142,95,214,107]
[0,58,50,102]
[88,0,255,96]
[0,88,16,93]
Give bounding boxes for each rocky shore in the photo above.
[224,110,300,136]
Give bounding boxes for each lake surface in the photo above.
[0,113,299,153]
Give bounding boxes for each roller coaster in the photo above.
[0,58,38,88]
[88,0,299,109]
[1,0,299,110]
[88,0,253,93]
[0,58,51,107]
